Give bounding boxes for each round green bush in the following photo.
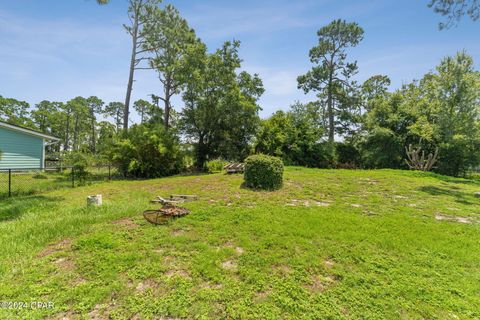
[244,154,284,190]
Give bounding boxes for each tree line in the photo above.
[1,1,479,177]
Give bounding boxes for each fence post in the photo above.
[108,165,111,181]
[8,169,11,197]
[71,167,75,188]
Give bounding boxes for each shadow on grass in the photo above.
[239,181,282,192]
[418,185,476,205]
[426,172,480,186]
[0,195,64,222]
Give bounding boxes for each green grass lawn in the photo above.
[0,167,120,198]
[0,168,479,319]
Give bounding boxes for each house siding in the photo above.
[0,127,44,169]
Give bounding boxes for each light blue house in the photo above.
[0,121,60,169]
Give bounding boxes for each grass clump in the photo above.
[244,154,283,190]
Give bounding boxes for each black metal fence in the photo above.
[0,165,123,198]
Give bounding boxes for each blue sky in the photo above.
[0,0,479,121]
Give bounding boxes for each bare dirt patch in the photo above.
[286,199,331,207]
[435,214,474,224]
[86,301,119,320]
[272,264,291,275]
[54,257,75,271]
[325,259,335,268]
[254,290,271,302]
[171,229,185,237]
[222,241,244,255]
[136,278,158,292]
[162,255,178,266]
[198,282,223,290]
[72,277,87,286]
[111,217,139,229]
[88,304,105,320]
[165,269,190,279]
[285,180,304,189]
[446,207,460,211]
[305,274,337,292]
[38,239,72,258]
[240,201,256,208]
[221,260,237,271]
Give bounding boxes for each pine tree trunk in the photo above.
[124,6,140,132]
[64,113,70,151]
[327,60,335,143]
[327,85,334,143]
[73,115,79,151]
[91,113,96,154]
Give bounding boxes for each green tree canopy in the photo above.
[298,19,364,143]
[181,40,264,168]
[429,0,479,29]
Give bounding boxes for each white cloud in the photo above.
[184,1,329,41]
[182,0,389,42]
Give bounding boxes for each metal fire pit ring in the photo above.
[143,205,190,225]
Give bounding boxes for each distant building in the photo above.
[0,121,60,169]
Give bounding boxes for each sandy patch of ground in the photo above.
[111,217,139,230]
[435,214,474,224]
[38,239,72,258]
[325,259,335,268]
[286,199,331,207]
[165,269,191,278]
[54,257,75,271]
[305,274,337,292]
[272,264,292,276]
[221,260,237,271]
[135,278,158,292]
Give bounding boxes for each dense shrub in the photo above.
[435,137,480,177]
[358,128,405,169]
[335,142,361,168]
[255,108,330,168]
[206,158,228,173]
[311,142,337,168]
[244,154,283,190]
[112,124,185,178]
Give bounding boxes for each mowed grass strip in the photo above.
[0,168,479,319]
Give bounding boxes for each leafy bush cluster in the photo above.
[244,154,284,190]
[112,125,185,178]
[205,159,228,173]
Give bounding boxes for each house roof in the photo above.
[0,120,60,141]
